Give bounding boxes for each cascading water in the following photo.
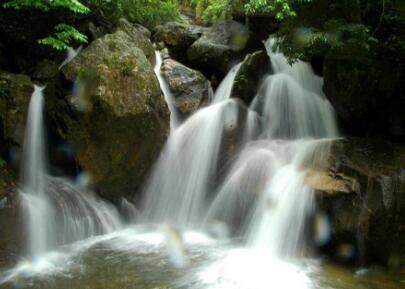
[18,85,122,259]
[154,50,180,129]
[141,63,244,228]
[19,85,50,256]
[58,46,82,70]
[3,39,396,289]
[205,39,338,258]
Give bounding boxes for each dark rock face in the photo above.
[232,50,271,105]
[187,20,250,76]
[32,59,59,82]
[313,138,405,267]
[61,28,170,199]
[323,53,405,142]
[0,71,34,149]
[0,42,8,70]
[154,22,207,64]
[0,165,19,269]
[161,58,209,115]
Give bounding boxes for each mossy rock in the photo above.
[62,29,169,199]
[0,71,34,149]
[114,18,155,65]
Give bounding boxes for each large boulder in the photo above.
[161,56,209,115]
[232,50,271,105]
[187,20,250,76]
[311,138,405,267]
[0,163,19,269]
[113,18,155,65]
[0,71,34,149]
[154,22,207,64]
[61,29,170,199]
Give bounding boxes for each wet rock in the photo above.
[61,29,169,199]
[187,20,250,75]
[154,22,207,63]
[114,18,155,65]
[32,59,59,82]
[0,71,34,148]
[0,164,20,269]
[323,53,405,141]
[232,50,271,105]
[161,58,209,114]
[313,137,405,266]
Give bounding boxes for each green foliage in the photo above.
[3,0,90,50]
[85,0,181,28]
[274,19,378,63]
[244,0,298,20]
[38,24,88,50]
[3,0,89,14]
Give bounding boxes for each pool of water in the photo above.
[1,226,403,289]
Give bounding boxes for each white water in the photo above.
[154,50,180,129]
[58,46,82,70]
[141,62,245,228]
[18,85,122,258]
[19,85,49,256]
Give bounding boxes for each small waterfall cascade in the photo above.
[141,63,244,228]
[19,85,122,258]
[19,85,49,256]
[205,39,338,259]
[154,51,180,129]
[58,46,82,70]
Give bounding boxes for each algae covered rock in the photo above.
[62,29,170,199]
[0,71,33,148]
[187,20,250,75]
[314,137,405,267]
[161,58,209,114]
[232,50,271,105]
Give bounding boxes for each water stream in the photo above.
[1,43,403,289]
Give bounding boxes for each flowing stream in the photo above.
[0,42,403,289]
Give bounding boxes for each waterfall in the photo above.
[205,39,338,258]
[19,85,122,258]
[154,51,180,129]
[142,38,339,257]
[19,85,49,256]
[141,62,243,228]
[58,46,82,70]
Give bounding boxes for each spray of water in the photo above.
[19,85,122,258]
